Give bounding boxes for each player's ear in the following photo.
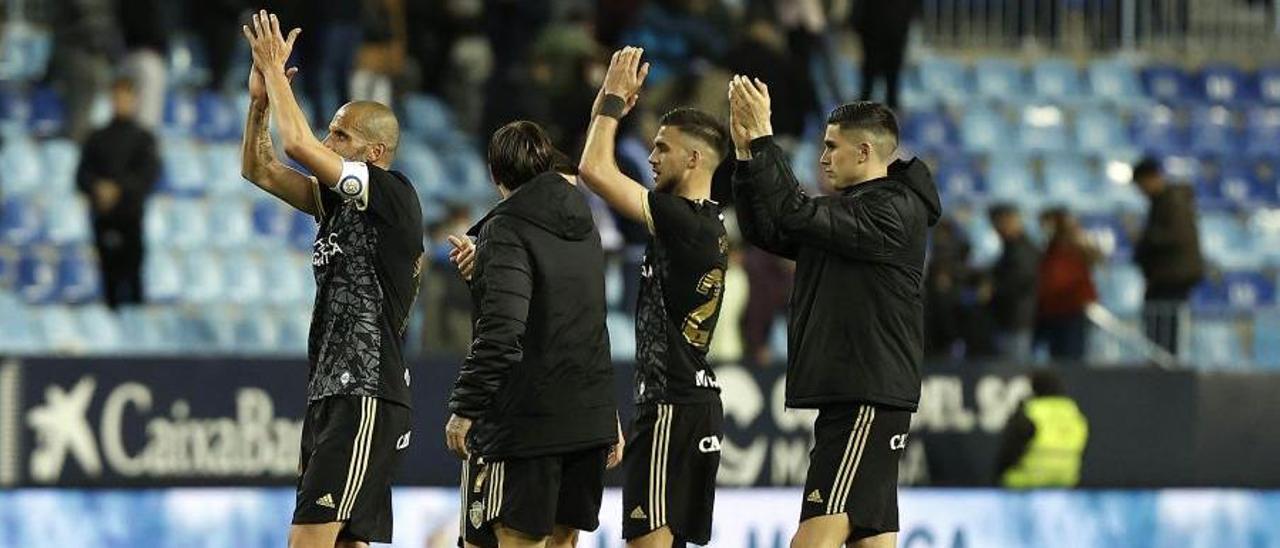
[688,148,701,170]
[368,143,387,164]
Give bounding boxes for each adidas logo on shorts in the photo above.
[630,506,648,520]
[316,493,336,509]
[807,489,824,504]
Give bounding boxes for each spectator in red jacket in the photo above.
[1034,208,1101,361]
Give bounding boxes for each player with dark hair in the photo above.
[577,47,730,548]
[241,11,424,548]
[446,120,618,548]
[729,78,941,548]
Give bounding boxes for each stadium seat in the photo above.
[57,245,100,304]
[985,154,1036,200]
[262,251,308,305]
[142,250,183,304]
[1043,155,1101,210]
[276,304,312,354]
[201,143,245,195]
[40,139,80,196]
[606,312,636,362]
[1018,105,1069,152]
[1131,103,1187,155]
[45,196,92,245]
[402,94,454,138]
[1252,309,1280,369]
[181,250,226,303]
[1032,58,1082,99]
[0,136,42,195]
[223,252,266,304]
[395,139,447,198]
[934,157,986,202]
[974,59,1025,100]
[1079,214,1131,259]
[1215,165,1267,209]
[38,305,87,352]
[1244,106,1280,156]
[1087,58,1142,103]
[1142,64,1192,103]
[1199,212,1256,269]
[0,291,41,354]
[207,198,253,250]
[194,91,237,141]
[28,86,65,137]
[168,198,210,250]
[1189,319,1245,369]
[1198,64,1252,104]
[0,245,18,290]
[233,308,281,353]
[1189,105,1242,155]
[901,109,957,150]
[163,91,197,135]
[1074,106,1128,153]
[0,195,44,245]
[76,304,122,353]
[1222,270,1276,308]
[1258,65,1280,104]
[915,57,971,101]
[183,307,237,352]
[159,139,207,195]
[289,210,318,250]
[1097,264,1145,315]
[960,107,1011,153]
[16,247,57,304]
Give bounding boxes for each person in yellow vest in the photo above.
[996,371,1090,488]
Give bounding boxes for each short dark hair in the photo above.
[988,202,1019,223]
[659,108,730,163]
[111,77,137,94]
[826,101,899,153]
[488,121,565,189]
[1132,156,1163,181]
[1030,371,1066,397]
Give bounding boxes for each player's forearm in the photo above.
[262,69,319,164]
[241,99,274,181]
[578,115,647,224]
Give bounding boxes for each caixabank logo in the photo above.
[13,370,302,486]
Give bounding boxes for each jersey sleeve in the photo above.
[321,161,418,226]
[643,191,703,245]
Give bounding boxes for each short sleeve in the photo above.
[312,177,342,223]
[644,191,703,244]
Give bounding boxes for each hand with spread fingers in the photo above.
[447,235,476,282]
[593,46,650,119]
[445,413,473,460]
[241,10,301,76]
[728,75,774,145]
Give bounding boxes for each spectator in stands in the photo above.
[75,78,159,309]
[724,15,818,140]
[1034,208,1101,361]
[420,205,474,357]
[1132,158,1204,356]
[49,0,120,142]
[924,217,970,358]
[988,204,1041,361]
[850,0,918,111]
[117,0,168,130]
[350,0,407,109]
[743,247,792,366]
[293,1,361,124]
[190,0,247,93]
[996,370,1089,488]
[709,243,749,364]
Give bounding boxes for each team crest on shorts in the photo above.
[469,501,485,529]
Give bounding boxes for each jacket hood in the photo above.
[469,172,596,240]
[890,157,942,226]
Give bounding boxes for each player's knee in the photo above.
[334,540,369,548]
[494,523,549,548]
[627,526,674,548]
[792,515,851,548]
[287,523,342,548]
[850,532,897,548]
[549,525,579,548]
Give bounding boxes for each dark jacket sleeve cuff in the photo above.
[749,135,776,153]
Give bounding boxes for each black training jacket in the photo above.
[733,136,941,411]
[448,172,617,459]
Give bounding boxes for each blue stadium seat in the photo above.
[1248,209,1280,264]
[1032,58,1082,99]
[143,196,173,248]
[41,139,80,195]
[17,247,59,304]
[1253,309,1280,369]
[28,86,65,137]
[934,157,986,202]
[181,250,226,304]
[1245,106,1280,156]
[208,198,253,250]
[1189,105,1242,155]
[0,291,41,354]
[1259,65,1280,104]
[1215,165,1267,209]
[1142,64,1192,102]
[0,195,43,245]
[1222,270,1276,308]
[182,307,236,352]
[985,155,1036,200]
[163,91,197,135]
[1131,104,1187,155]
[960,107,1011,153]
[234,308,281,353]
[974,59,1025,100]
[263,252,309,305]
[288,210,318,250]
[607,312,636,362]
[395,140,447,198]
[142,250,183,304]
[38,305,86,352]
[58,245,100,304]
[0,137,42,195]
[76,304,122,353]
[1097,264,1144,315]
[402,94,454,138]
[915,57,971,101]
[116,306,163,354]
[159,139,207,195]
[1189,319,1244,369]
[901,109,957,150]
[194,91,237,141]
[0,245,18,290]
[45,196,92,245]
[276,305,312,354]
[1043,155,1101,210]
[1199,213,1256,269]
[223,252,265,304]
[1079,214,1131,259]
[1087,58,1142,102]
[201,143,245,195]
[1198,64,1252,104]
[168,198,210,250]
[1074,106,1128,153]
[1018,105,1069,152]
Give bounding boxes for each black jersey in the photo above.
[307,161,424,408]
[633,192,728,405]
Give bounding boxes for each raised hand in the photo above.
[448,235,477,282]
[248,64,299,104]
[728,75,774,144]
[241,10,301,76]
[598,46,650,118]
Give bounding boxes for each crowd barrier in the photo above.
[1,358,1278,488]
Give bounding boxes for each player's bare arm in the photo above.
[240,60,314,214]
[243,10,345,187]
[577,46,650,225]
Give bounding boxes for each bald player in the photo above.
[242,12,424,548]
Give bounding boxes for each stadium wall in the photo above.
[1,358,1278,488]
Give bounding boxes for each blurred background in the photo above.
[2,0,1280,546]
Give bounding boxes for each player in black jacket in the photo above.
[578,47,729,548]
[729,77,941,548]
[445,121,618,548]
